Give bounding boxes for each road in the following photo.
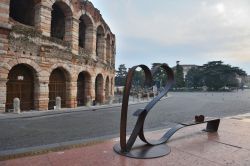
[1,91,250,151]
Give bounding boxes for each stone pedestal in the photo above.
[137,93,142,102]
[56,97,61,110]
[86,96,92,107]
[13,98,20,113]
[109,96,114,105]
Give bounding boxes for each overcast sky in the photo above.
[91,0,250,74]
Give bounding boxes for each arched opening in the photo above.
[96,26,105,60]
[79,19,86,48]
[95,74,104,104]
[9,0,36,26]
[111,40,115,65]
[48,68,68,109]
[106,34,111,64]
[51,2,72,40]
[77,71,91,106]
[105,77,110,101]
[6,64,36,112]
[79,14,94,51]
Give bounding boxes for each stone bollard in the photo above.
[118,97,122,103]
[109,96,114,105]
[86,96,91,107]
[56,97,61,110]
[13,98,20,114]
[137,93,141,102]
[146,93,150,101]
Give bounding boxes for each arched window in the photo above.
[51,2,72,40]
[96,26,105,59]
[79,15,94,52]
[79,20,86,48]
[111,40,116,65]
[9,0,36,26]
[106,34,111,64]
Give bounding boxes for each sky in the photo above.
[90,0,250,74]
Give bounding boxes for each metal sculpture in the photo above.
[113,63,220,159]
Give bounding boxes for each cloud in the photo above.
[91,0,250,73]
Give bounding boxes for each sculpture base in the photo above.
[113,143,171,159]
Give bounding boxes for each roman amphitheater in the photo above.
[0,0,116,112]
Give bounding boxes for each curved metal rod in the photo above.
[137,64,177,145]
[119,65,152,152]
[119,63,175,152]
[118,63,220,155]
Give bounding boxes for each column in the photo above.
[34,81,49,111]
[35,4,52,37]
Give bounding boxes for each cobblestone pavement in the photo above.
[0,91,250,152]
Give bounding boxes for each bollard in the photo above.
[137,93,141,102]
[118,97,122,103]
[56,97,61,110]
[13,98,20,114]
[109,96,114,105]
[86,96,91,107]
[147,92,150,101]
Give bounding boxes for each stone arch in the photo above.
[105,76,110,101]
[1,58,42,79]
[95,73,104,104]
[79,14,95,52]
[77,71,91,106]
[48,67,71,109]
[6,63,39,112]
[76,11,95,27]
[48,0,74,12]
[9,0,40,26]
[50,0,73,40]
[49,63,72,81]
[96,25,105,61]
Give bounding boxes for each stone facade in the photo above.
[0,0,116,112]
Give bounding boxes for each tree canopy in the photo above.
[185,61,247,91]
[115,64,128,86]
[175,63,185,88]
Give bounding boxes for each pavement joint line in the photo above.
[213,141,242,149]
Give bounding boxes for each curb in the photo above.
[0,135,116,161]
[0,97,169,120]
[0,125,171,161]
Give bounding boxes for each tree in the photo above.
[151,63,167,88]
[185,61,247,91]
[185,67,203,89]
[132,69,145,87]
[175,63,185,88]
[115,64,128,86]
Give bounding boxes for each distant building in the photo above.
[181,65,199,79]
[173,61,198,79]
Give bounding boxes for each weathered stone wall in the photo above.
[0,0,116,112]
